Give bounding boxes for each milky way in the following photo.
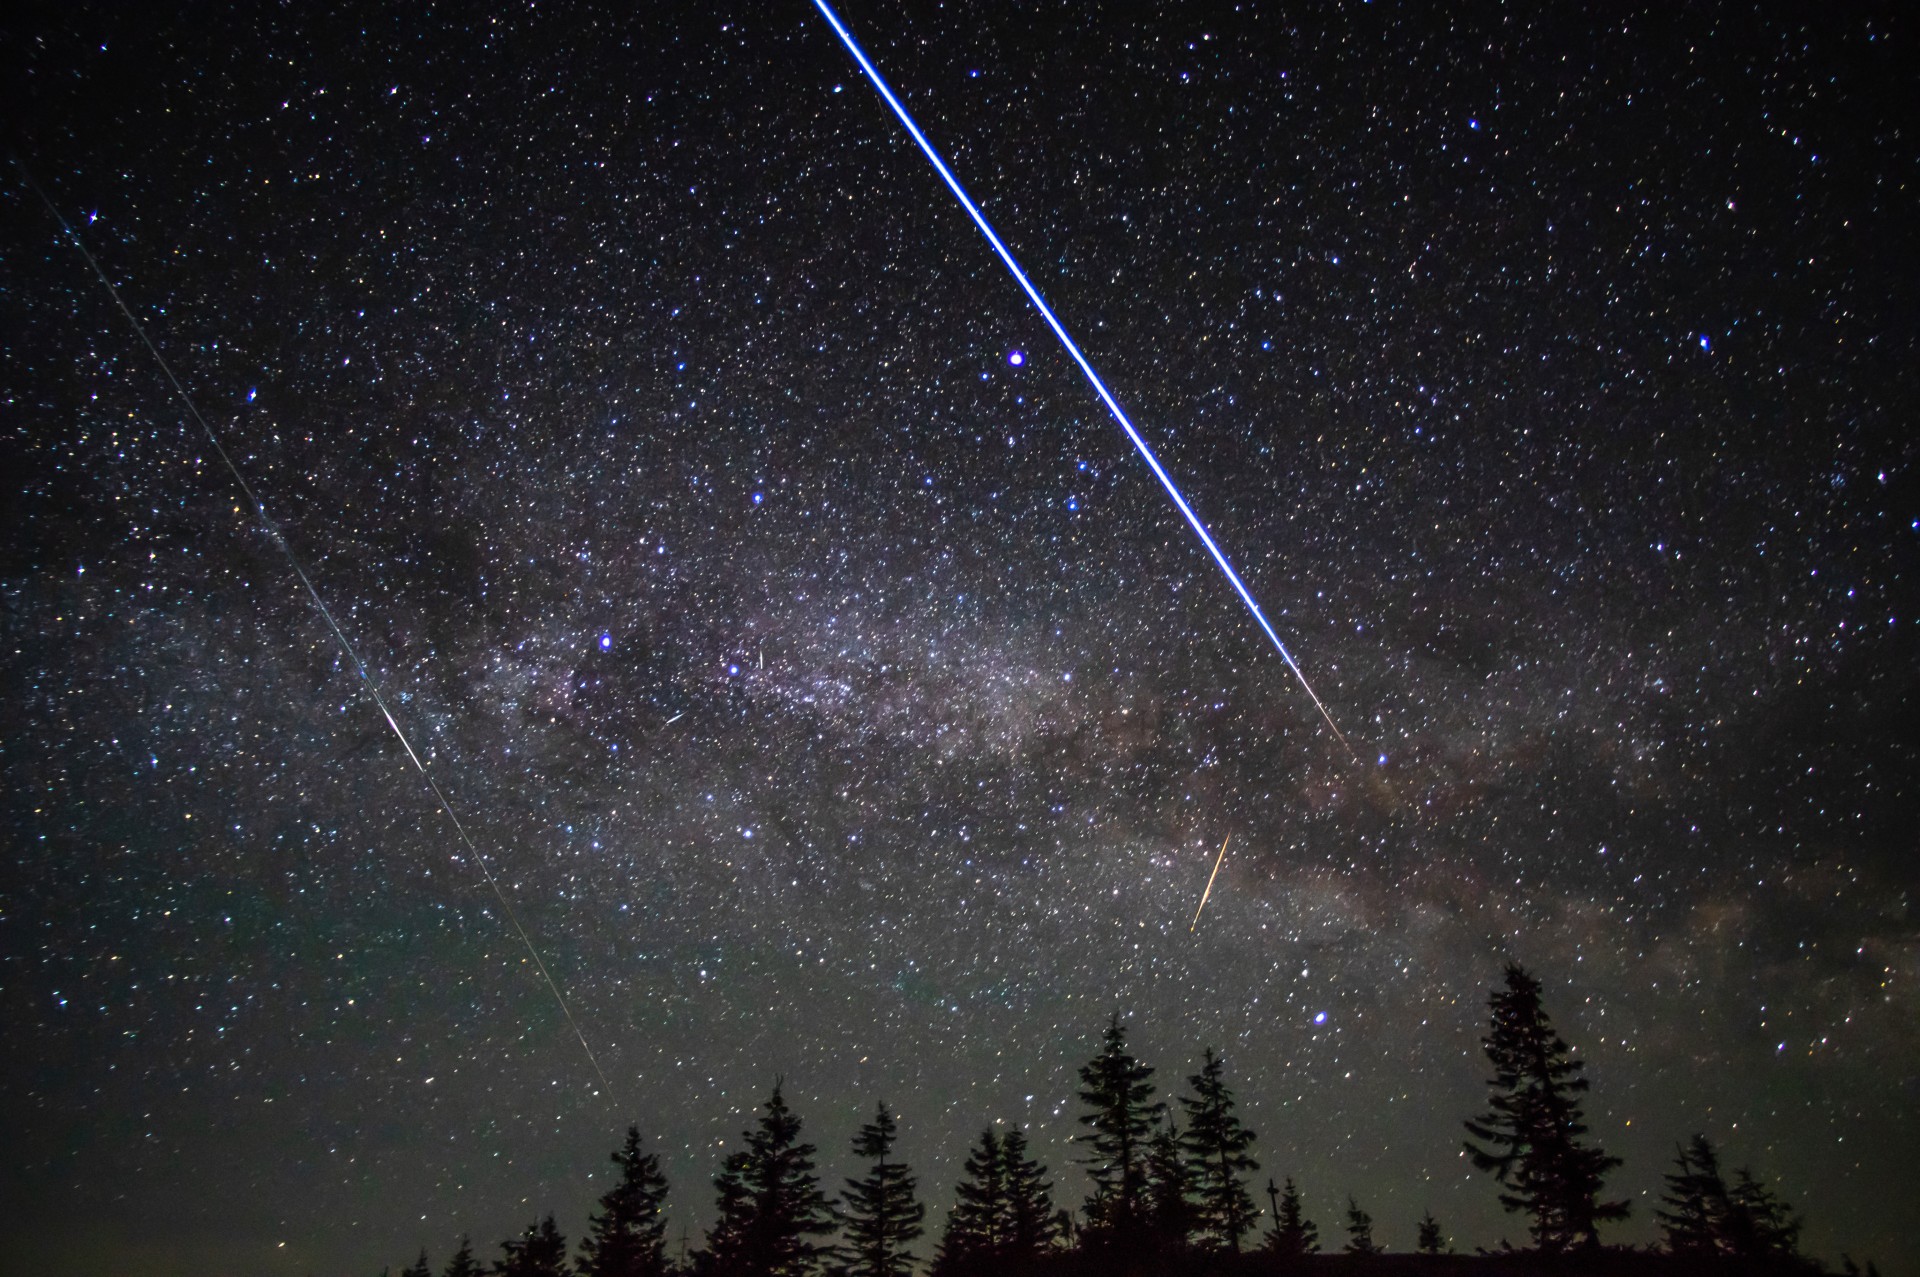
[5,4,1916,1275]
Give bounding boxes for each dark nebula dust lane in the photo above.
[4,3,1916,1276]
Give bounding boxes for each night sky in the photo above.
[5,3,1916,1275]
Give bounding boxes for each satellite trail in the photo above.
[812,0,1356,759]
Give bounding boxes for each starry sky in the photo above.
[4,2,1916,1274]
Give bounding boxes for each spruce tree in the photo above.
[1178,1047,1260,1252]
[1656,1134,1730,1255]
[1145,1116,1198,1248]
[935,1126,1062,1274]
[934,1129,1006,1274]
[580,1125,673,1277]
[1075,1013,1164,1241]
[841,1103,925,1277]
[1416,1211,1447,1255]
[702,1083,838,1277]
[1000,1129,1063,1260]
[1727,1168,1803,1259]
[443,1236,483,1277]
[1262,1177,1319,1258]
[495,1216,568,1277]
[400,1250,432,1277]
[1462,963,1628,1250]
[1343,1197,1379,1255]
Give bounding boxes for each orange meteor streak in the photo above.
[1189,834,1233,933]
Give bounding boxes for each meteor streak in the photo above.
[812,1,1355,760]
[15,155,615,1099]
[1190,833,1233,933]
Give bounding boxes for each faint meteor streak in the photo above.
[14,155,615,1099]
[812,0,1356,760]
[1190,834,1233,932]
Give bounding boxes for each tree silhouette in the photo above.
[1262,1177,1319,1258]
[1343,1196,1379,1255]
[1145,1116,1198,1248]
[1657,1134,1731,1255]
[934,1128,1006,1273]
[840,1103,924,1277]
[1416,1210,1447,1255]
[701,1083,838,1277]
[1463,963,1628,1250]
[580,1125,672,1277]
[1178,1047,1260,1252]
[935,1126,1061,1274]
[1000,1129,1063,1261]
[495,1216,567,1277]
[442,1236,482,1277]
[1075,1013,1164,1242]
[1727,1167,1804,1259]
[400,1249,432,1277]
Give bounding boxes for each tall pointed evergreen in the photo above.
[1727,1168,1804,1259]
[443,1236,483,1277]
[495,1216,568,1277]
[1262,1177,1319,1258]
[934,1129,1006,1274]
[1416,1211,1447,1255]
[702,1083,838,1277]
[1463,963,1628,1250]
[400,1250,432,1277]
[935,1126,1061,1274]
[580,1125,672,1277]
[1145,1116,1198,1248]
[1343,1197,1379,1255]
[1657,1134,1730,1255]
[1000,1129,1063,1260]
[1075,1013,1164,1241]
[841,1103,924,1277]
[1178,1047,1260,1252]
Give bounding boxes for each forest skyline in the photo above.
[375,967,1848,1277]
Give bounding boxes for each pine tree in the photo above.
[1416,1211,1447,1255]
[1145,1116,1198,1248]
[1656,1134,1730,1255]
[580,1125,673,1277]
[934,1130,1006,1274]
[1462,963,1629,1250]
[1075,1013,1164,1241]
[702,1083,839,1277]
[1000,1129,1063,1261]
[841,1103,925,1277]
[495,1216,568,1277]
[1727,1168,1803,1259]
[1262,1177,1319,1258]
[401,1250,432,1277]
[1178,1047,1260,1252]
[1344,1197,1379,1255]
[936,1129,1013,1267]
[935,1127,1062,1274]
[443,1236,483,1277]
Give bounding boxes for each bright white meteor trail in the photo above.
[1190,834,1233,933]
[812,1,1356,761]
[14,155,615,1100]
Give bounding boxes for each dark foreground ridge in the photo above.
[940,1255,1847,1277]
[379,967,1881,1277]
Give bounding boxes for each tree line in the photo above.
[382,964,1864,1277]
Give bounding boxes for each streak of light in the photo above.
[14,155,616,1100]
[811,1,1356,761]
[664,712,686,725]
[1190,834,1233,933]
